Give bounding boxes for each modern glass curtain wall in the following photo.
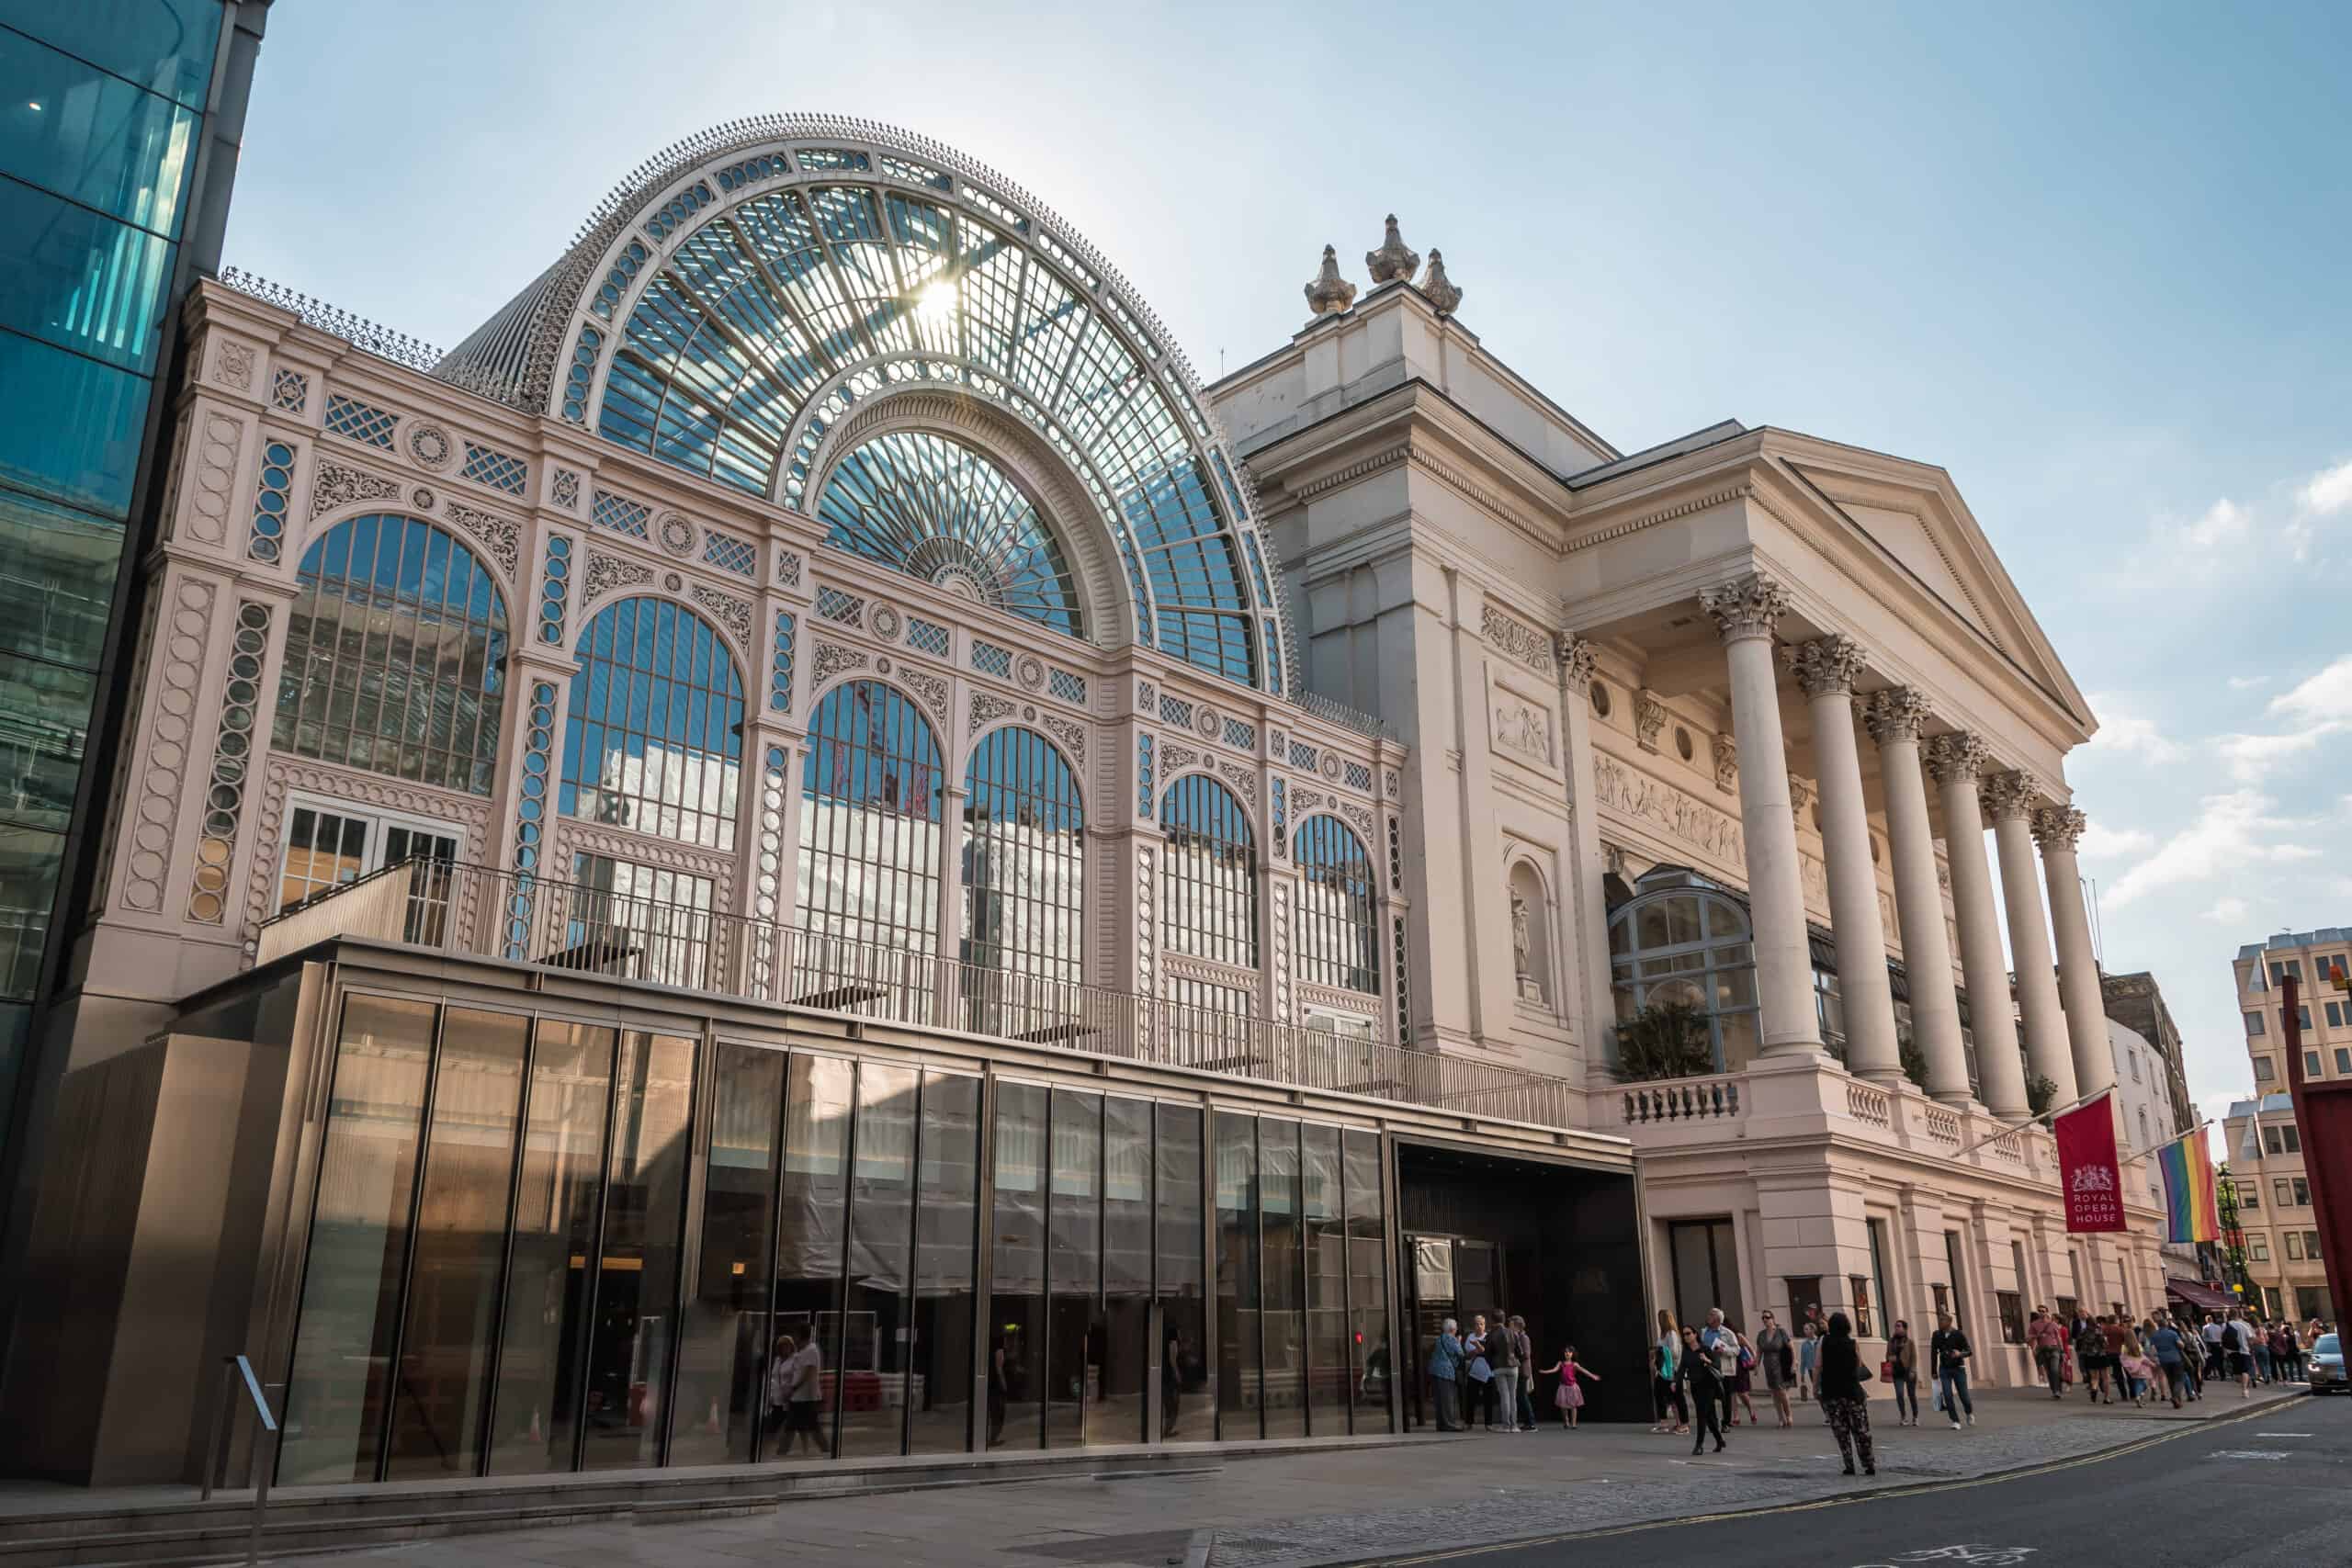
[276,995,1391,1484]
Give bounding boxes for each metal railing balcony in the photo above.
[255,858,1580,1131]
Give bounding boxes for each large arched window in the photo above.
[820,431,1082,637]
[1160,773,1257,969]
[961,726,1084,984]
[797,681,943,954]
[560,597,744,850]
[1607,869,1758,1074]
[1294,816,1377,995]
[276,513,507,794]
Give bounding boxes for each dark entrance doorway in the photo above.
[1394,1141,1645,1427]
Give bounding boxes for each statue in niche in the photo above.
[1511,892,1546,1005]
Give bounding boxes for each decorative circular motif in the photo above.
[1589,680,1612,716]
[655,510,696,558]
[1023,705,1037,721]
[411,486,436,510]
[662,571,683,592]
[871,604,902,640]
[876,656,893,674]
[1319,752,1342,782]
[406,423,454,470]
[1015,654,1046,691]
[1675,726,1693,761]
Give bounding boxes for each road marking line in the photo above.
[2253,1431,2312,1437]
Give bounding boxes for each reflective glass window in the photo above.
[0,0,223,106]
[0,182,173,372]
[1260,1118,1306,1438]
[1608,874,1760,1074]
[820,431,1083,636]
[0,823,54,999]
[910,1071,979,1454]
[384,1009,529,1480]
[580,1031,695,1471]
[0,490,119,668]
[1295,816,1378,995]
[277,514,508,795]
[767,1053,850,1460]
[0,329,146,517]
[1302,1123,1348,1437]
[671,1043,783,1467]
[1160,774,1257,968]
[0,649,93,833]
[1343,1129,1391,1431]
[561,596,743,849]
[989,1080,1047,1449]
[560,852,718,990]
[1214,1111,1261,1439]
[487,1021,616,1475]
[1101,1096,1152,1445]
[1157,1104,1212,1441]
[279,995,435,1484]
[797,680,942,954]
[841,1062,919,1458]
[1046,1087,1102,1448]
[0,28,199,232]
[961,726,1084,1007]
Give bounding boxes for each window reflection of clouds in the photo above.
[961,726,1084,987]
[1294,816,1379,996]
[1160,773,1258,970]
[797,681,943,956]
[560,597,744,850]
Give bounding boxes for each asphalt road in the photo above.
[1397,1392,2352,1568]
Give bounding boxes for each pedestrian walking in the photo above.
[1652,1309,1687,1434]
[2119,1334,2154,1406]
[1756,1310,1794,1428]
[1675,1325,1727,1454]
[1798,1320,1820,1403]
[2272,1321,2302,1382]
[1510,1315,1537,1431]
[1537,1345,1602,1430]
[1481,1308,1521,1431]
[1428,1316,1465,1431]
[2075,1314,2110,1403]
[2149,1315,2190,1408]
[2200,1313,2227,1383]
[1728,1328,1760,1427]
[2252,1319,2276,1383]
[1929,1311,1974,1430]
[1700,1308,1739,1434]
[2226,1310,2257,1397]
[2029,1306,2067,1399]
[1816,1312,1876,1478]
[777,1333,831,1457]
[1884,1317,1920,1427]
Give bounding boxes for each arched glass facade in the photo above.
[1159,773,1257,970]
[275,513,508,794]
[1607,871,1759,1074]
[960,726,1084,985]
[797,680,943,955]
[559,596,744,850]
[820,431,1082,636]
[1293,816,1377,995]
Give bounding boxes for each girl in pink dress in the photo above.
[1538,1346,1602,1429]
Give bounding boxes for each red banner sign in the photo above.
[2055,1096,2126,1233]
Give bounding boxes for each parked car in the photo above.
[2308,1334,2343,1393]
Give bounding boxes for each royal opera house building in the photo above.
[1,116,2164,1491]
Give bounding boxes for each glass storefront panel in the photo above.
[1302,1123,1349,1437]
[1343,1129,1391,1431]
[0,330,147,518]
[989,1081,1046,1449]
[0,0,224,107]
[1100,1096,1152,1445]
[1260,1118,1306,1438]
[580,1031,695,1470]
[0,181,175,372]
[909,1071,978,1455]
[0,649,95,835]
[840,1062,917,1457]
[671,1043,782,1467]
[1046,1088,1102,1448]
[1214,1111,1260,1439]
[1157,1104,1212,1441]
[278,995,435,1484]
[767,1052,849,1459]
[0,824,62,1000]
[383,1010,527,1479]
[0,491,119,670]
[0,28,200,233]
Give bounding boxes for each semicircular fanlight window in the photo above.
[817,429,1083,637]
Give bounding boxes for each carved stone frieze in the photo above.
[970,691,1017,734]
[1481,604,1555,673]
[1292,786,1328,819]
[444,501,521,580]
[1039,712,1086,761]
[1697,571,1790,643]
[810,639,869,685]
[1339,801,1374,838]
[1490,691,1555,768]
[1593,753,1745,866]
[1216,757,1258,806]
[1161,740,1203,776]
[310,459,401,519]
[583,551,653,604]
[691,583,753,648]
[899,664,950,723]
[215,341,254,391]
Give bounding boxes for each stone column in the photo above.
[2035,805,2118,1099]
[1784,636,1902,1082]
[1864,688,1973,1104]
[1926,735,2032,1122]
[1557,634,1617,1064]
[1697,572,1821,1057]
[1985,773,2077,1107]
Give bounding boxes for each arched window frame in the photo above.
[559,595,747,852]
[1293,815,1379,996]
[960,724,1085,987]
[1606,870,1759,1075]
[274,512,511,796]
[1159,773,1258,971]
[797,678,944,957]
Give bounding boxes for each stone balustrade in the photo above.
[1619,1073,1747,1127]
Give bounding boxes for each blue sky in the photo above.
[224,2,2352,1147]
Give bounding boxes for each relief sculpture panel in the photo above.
[1488,691,1555,769]
[1594,752,1745,871]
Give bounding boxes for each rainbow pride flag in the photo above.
[2155,1128,2220,1245]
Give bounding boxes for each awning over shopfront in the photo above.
[2166,1277,2233,1313]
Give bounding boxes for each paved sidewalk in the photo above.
[275,1382,2306,1568]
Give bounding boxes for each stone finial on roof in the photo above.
[1304,244,1357,317]
[1419,249,1463,316]
[1366,215,1419,286]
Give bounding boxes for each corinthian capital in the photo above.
[1862,686,1931,746]
[2031,805,2088,852]
[1782,635,1868,698]
[1555,633,1599,684]
[1922,731,1992,784]
[1980,770,2038,824]
[1697,571,1790,645]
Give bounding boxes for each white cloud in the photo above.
[2268,656,2352,727]
[2077,820,2154,860]
[2106,789,2315,908]
[2227,674,2270,691]
[2298,457,2352,517]
[2082,700,2180,762]
[2180,497,2252,550]
[2214,727,2337,784]
[2204,896,2249,924]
